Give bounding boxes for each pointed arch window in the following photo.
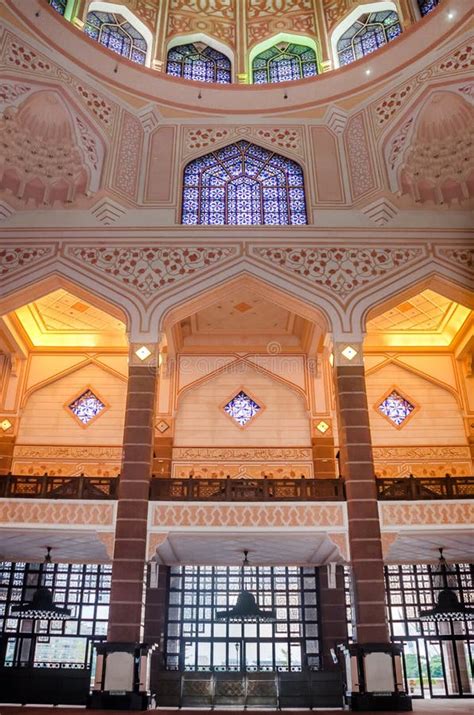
[84,11,148,65]
[417,0,439,16]
[336,10,402,66]
[252,42,318,84]
[167,42,232,84]
[182,140,307,226]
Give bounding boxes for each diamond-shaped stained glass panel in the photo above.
[378,390,415,426]
[68,389,105,425]
[224,391,261,427]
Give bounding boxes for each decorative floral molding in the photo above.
[183,126,304,158]
[0,81,31,105]
[435,247,473,272]
[152,503,345,528]
[67,246,238,299]
[380,501,473,527]
[251,247,424,299]
[0,246,56,277]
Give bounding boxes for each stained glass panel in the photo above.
[378,390,415,426]
[49,0,67,15]
[167,42,231,84]
[182,140,307,225]
[224,391,261,427]
[68,389,106,426]
[418,0,440,16]
[84,12,147,65]
[252,42,318,84]
[337,11,402,66]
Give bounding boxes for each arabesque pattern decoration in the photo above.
[252,247,424,299]
[0,246,56,276]
[151,502,345,528]
[0,500,115,526]
[67,246,238,299]
[380,501,473,527]
[373,446,472,478]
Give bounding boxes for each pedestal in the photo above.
[338,643,412,711]
[88,642,154,710]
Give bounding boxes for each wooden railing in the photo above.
[0,474,472,501]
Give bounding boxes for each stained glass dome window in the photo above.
[417,0,440,16]
[252,42,318,84]
[182,140,307,225]
[84,11,148,65]
[48,0,67,15]
[224,391,261,427]
[166,42,232,83]
[377,389,416,427]
[68,389,106,426]
[337,11,402,66]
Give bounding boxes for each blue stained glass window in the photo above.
[252,42,318,84]
[378,390,415,427]
[48,0,67,15]
[337,11,402,66]
[84,11,147,65]
[68,389,106,426]
[167,43,231,84]
[417,0,440,16]
[224,391,261,427]
[182,140,307,225]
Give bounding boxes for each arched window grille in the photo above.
[252,42,318,84]
[48,0,68,14]
[182,140,307,226]
[417,0,440,16]
[84,11,148,65]
[336,10,402,66]
[167,42,232,84]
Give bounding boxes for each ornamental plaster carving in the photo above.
[167,1,236,46]
[251,247,423,301]
[172,447,312,460]
[97,530,115,559]
[0,81,32,104]
[372,42,474,132]
[0,246,57,278]
[90,197,127,225]
[147,531,169,560]
[170,0,235,19]
[172,463,313,478]
[1,34,118,134]
[327,532,349,561]
[373,446,473,478]
[435,247,473,272]
[0,199,14,221]
[379,501,473,527]
[0,500,115,526]
[247,0,313,18]
[183,126,305,159]
[396,91,474,205]
[152,503,345,528]
[12,444,122,477]
[66,246,239,300]
[323,0,348,31]
[344,112,377,200]
[360,197,398,226]
[0,90,96,206]
[113,112,143,200]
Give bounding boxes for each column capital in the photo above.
[333,341,364,368]
[129,342,160,367]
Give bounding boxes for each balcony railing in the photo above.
[0,474,472,501]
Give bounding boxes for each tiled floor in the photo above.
[1,701,473,714]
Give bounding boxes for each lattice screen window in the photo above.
[376,387,418,429]
[66,388,107,427]
[223,390,262,427]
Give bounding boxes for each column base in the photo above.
[88,641,155,711]
[338,643,412,712]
